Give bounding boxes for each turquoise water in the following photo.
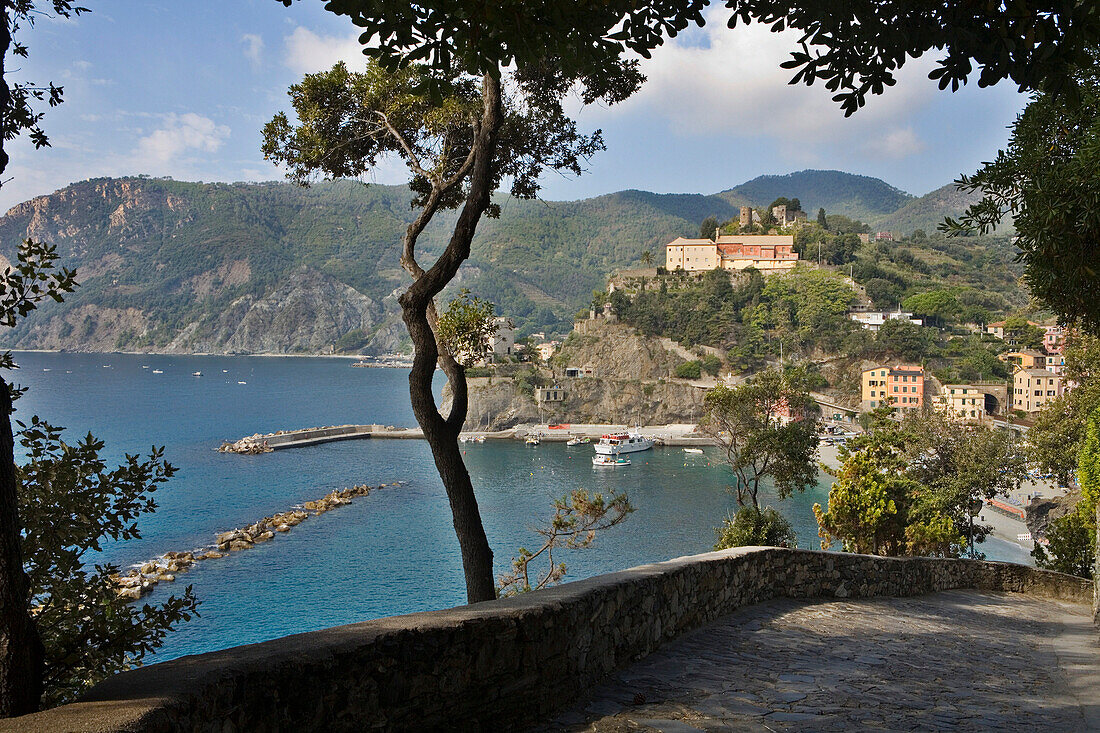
[10,351,1032,661]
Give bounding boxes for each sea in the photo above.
[10,351,1034,662]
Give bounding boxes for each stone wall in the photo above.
[4,547,1090,733]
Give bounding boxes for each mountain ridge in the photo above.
[0,170,996,354]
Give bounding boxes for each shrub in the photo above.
[701,353,722,376]
[675,360,702,379]
[714,506,796,549]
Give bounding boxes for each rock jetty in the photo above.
[113,483,384,601]
[218,434,274,454]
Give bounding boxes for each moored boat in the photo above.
[683,447,704,454]
[594,430,655,455]
[566,435,591,446]
[525,434,541,445]
[593,455,630,466]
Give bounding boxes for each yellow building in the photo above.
[665,235,798,273]
[1011,368,1063,414]
[934,385,986,422]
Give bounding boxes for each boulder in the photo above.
[159,574,176,582]
[117,586,143,601]
[275,524,291,532]
[140,561,158,575]
[228,539,253,552]
[253,530,275,543]
[201,551,224,560]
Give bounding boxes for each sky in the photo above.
[3,1,1028,213]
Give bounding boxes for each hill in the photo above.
[714,170,913,222]
[869,183,987,234]
[0,172,1018,354]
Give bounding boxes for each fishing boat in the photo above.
[525,434,541,446]
[594,430,655,455]
[566,436,591,446]
[593,455,630,467]
[683,447,704,454]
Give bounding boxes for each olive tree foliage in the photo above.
[1033,406,1100,578]
[435,289,495,367]
[700,368,819,510]
[18,418,197,707]
[1028,331,1100,483]
[815,409,1027,558]
[944,59,1100,332]
[261,50,657,603]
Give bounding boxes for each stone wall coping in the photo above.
[3,547,1090,733]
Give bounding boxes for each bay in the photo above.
[10,351,1032,662]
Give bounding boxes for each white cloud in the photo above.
[862,127,925,159]
[582,9,939,161]
[133,113,230,166]
[241,34,264,68]
[282,26,365,76]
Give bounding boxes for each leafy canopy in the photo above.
[944,58,1100,331]
[725,0,1100,116]
[18,418,197,707]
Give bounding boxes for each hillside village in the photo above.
[470,198,1058,432]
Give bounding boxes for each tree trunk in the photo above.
[399,72,503,603]
[0,380,43,716]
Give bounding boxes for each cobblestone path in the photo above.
[540,590,1098,732]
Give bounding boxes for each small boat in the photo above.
[222,369,229,373]
[192,371,203,377]
[42,368,50,372]
[525,435,541,446]
[473,435,485,443]
[237,381,247,385]
[683,448,704,454]
[152,369,163,374]
[142,365,149,369]
[593,455,630,467]
[566,436,591,446]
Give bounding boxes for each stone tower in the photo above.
[773,204,787,224]
[739,206,752,229]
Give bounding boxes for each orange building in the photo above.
[861,364,926,412]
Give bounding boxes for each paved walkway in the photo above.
[540,590,1099,732]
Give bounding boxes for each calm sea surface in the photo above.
[10,351,1032,661]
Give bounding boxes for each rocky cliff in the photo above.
[462,319,709,429]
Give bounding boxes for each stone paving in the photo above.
[540,590,1099,732]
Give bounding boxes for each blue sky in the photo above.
[4,1,1027,213]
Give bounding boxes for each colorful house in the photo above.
[861,365,925,412]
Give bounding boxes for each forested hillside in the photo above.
[716,170,913,223]
[0,170,1023,354]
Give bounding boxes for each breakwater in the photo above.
[113,483,386,601]
[218,422,714,453]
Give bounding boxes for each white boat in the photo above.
[525,435,541,446]
[566,436,591,446]
[594,430,655,455]
[593,455,630,467]
[192,371,203,377]
[683,447,704,454]
[237,381,247,385]
[473,435,485,443]
[152,369,163,374]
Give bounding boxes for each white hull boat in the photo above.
[593,455,630,466]
[594,430,655,455]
